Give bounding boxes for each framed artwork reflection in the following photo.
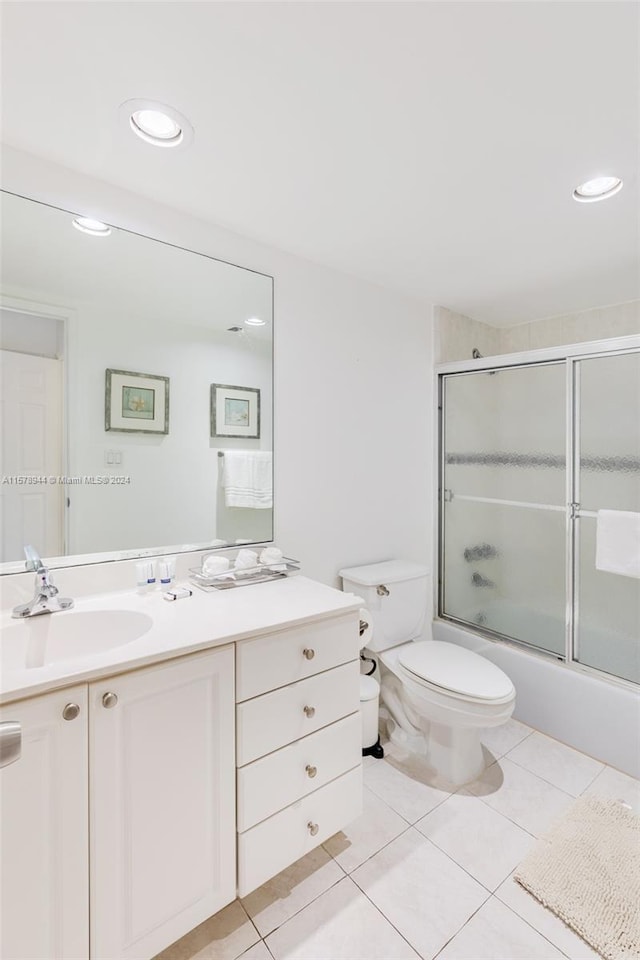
[210,383,260,439]
[105,369,170,434]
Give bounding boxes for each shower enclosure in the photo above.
[438,340,640,688]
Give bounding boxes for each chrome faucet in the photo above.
[11,546,74,618]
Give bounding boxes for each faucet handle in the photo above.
[24,545,44,573]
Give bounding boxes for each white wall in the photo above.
[1,145,433,588]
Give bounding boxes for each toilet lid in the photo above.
[398,641,514,700]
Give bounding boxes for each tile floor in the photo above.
[153,721,639,960]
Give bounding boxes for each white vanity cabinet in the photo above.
[89,645,235,960]
[0,645,235,960]
[0,582,363,958]
[235,613,363,896]
[0,684,89,960]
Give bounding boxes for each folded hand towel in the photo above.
[202,555,230,577]
[235,549,258,570]
[221,451,273,509]
[596,510,640,578]
[260,546,283,565]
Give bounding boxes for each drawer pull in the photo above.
[307,821,319,837]
[303,705,315,718]
[102,692,118,709]
[305,764,318,778]
[303,648,315,660]
[62,703,80,721]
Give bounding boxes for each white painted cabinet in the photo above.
[0,599,361,957]
[0,685,89,960]
[236,612,363,896]
[90,645,235,960]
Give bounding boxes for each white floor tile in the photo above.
[322,786,408,873]
[265,876,419,960]
[238,944,273,960]
[242,846,344,937]
[152,900,260,960]
[467,758,574,837]
[506,732,604,796]
[583,765,640,813]
[363,748,453,823]
[436,896,565,959]
[496,872,601,960]
[415,789,534,891]
[480,718,533,759]
[352,828,488,960]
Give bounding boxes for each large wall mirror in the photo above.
[0,191,273,572]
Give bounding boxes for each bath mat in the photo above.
[515,795,640,960]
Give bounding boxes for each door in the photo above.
[89,646,236,960]
[0,349,64,562]
[0,686,89,960]
[441,362,568,655]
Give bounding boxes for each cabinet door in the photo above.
[90,645,235,960]
[0,685,89,960]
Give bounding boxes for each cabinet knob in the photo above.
[303,648,315,660]
[303,705,315,718]
[307,821,319,837]
[102,692,118,709]
[305,764,317,779]
[62,702,80,721]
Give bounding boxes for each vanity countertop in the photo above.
[0,576,362,704]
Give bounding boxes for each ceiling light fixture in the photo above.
[573,176,623,203]
[245,317,266,326]
[72,217,111,237]
[120,99,194,149]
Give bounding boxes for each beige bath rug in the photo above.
[515,795,640,960]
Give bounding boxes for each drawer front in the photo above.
[237,712,361,831]
[237,766,363,897]
[236,660,360,766]
[236,613,360,702]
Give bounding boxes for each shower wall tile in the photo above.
[435,306,500,363]
[435,299,639,365]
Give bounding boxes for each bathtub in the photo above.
[433,618,640,779]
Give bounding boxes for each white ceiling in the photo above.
[1,1,638,325]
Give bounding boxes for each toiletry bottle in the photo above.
[145,560,156,592]
[158,557,175,590]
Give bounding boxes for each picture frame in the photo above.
[105,369,170,435]
[210,383,260,439]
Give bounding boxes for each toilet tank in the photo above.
[339,560,429,653]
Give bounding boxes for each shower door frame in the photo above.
[435,333,640,692]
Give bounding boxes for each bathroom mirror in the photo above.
[0,190,273,571]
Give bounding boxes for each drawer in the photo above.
[236,613,360,702]
[237,765,363,897]
[236,660,360,766]
[237,712,361,831]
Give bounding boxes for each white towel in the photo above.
[221,450,273,509]
[595,510,640,578]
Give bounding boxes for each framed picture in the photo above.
[105,369,170,434]
[210,383,260,439]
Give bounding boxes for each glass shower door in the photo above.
[574,351,640,683]
[441,363,567,656]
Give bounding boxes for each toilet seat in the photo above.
[397,641,514,703]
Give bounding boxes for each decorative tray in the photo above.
[189,558,300,591]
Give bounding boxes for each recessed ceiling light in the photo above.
[120,99,194,149]
[245,317,266,326]
[72,217,111,237]
[573,176,623,203]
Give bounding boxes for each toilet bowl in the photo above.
[340,559,516,787]
[380,641,515,785]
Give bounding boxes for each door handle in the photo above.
[0,721,21,768]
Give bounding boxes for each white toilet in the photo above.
[340,560,516,786]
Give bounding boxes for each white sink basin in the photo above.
[2,609,153,670]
